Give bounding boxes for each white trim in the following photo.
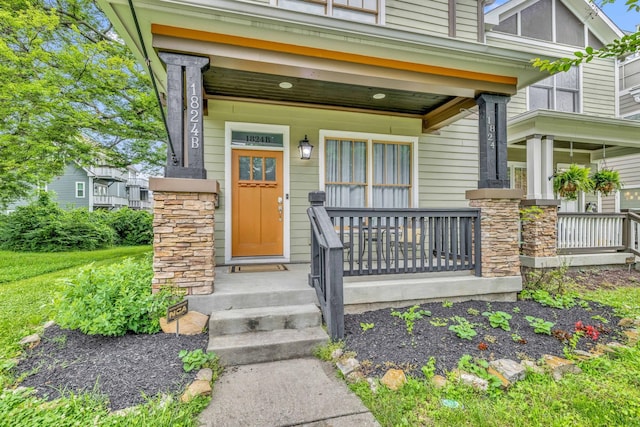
[615,57,621,117]
[224,122,291,265]
[75,181,85,198]
[88,177,94,211]
[551,0,557,44]
[318,129,419,208]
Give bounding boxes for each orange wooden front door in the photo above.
[231,149,284,257]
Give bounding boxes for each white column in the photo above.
[526,134,542,199]
[541,136,554,199]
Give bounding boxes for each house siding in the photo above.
[203,100,486,264]
[601,154,640,211]
[620,93,640,117]
[48,164,91,210]
[386,0,450,38]
[582,58,616,117]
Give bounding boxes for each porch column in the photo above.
[477,94,510,189]
[520,200,559,258]
[158,52,210,179]
[466,188,523,277]
[149,177,219,295]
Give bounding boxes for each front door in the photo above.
[231,149,284,257]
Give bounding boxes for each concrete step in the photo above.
[208,327,329,366]
[209,304,321,336]
[207,288,318,311]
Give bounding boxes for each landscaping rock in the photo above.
[346,371,365,384]
[196,368,213,382]
[159,311,209,335]
[487,367,511,389]
[181,380,212,402]
[573,350,599,360]
[458,372,488,391]
[43,320,56,329]
[366,377,378,394]
[336,357,360,376]
[431,375,448,389]
[381,369,406,390]
[489,359,525,382]
[330,348,344,360]
[543,355,582,380]
[618,318,635,328]
[520,360,544,374]
[19,334,40,348]
[623,329,639,346]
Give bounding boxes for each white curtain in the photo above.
[372,143,410,208]
[325,139,366,207]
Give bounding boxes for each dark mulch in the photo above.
[14,325,208,410]
[345,288,627,378]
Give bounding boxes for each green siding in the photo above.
[204,100,487,264]
[582,58,616,117]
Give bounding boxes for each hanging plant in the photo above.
[552,164,594,200]
[591,169,622,196]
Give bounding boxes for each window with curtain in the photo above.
[324,138,412,208]
[273,0,381,24]
[529,66,580,113]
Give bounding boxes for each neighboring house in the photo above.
[97,0,640,350]
[5,164,153,212]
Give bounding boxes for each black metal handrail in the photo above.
[326,207,481,277]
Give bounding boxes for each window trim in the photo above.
[75,182,85,198]
[271,0,385,24]
[319,130,418,207]
[527,66,581,113]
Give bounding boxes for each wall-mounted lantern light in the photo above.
[298,135,314,160]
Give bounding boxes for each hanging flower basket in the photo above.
[591,169,622,197]
[552,164,593,201]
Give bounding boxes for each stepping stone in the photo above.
[542,355,582,380]
[489,359,525,382]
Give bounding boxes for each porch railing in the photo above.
[307,204,344,340]
[326,208,481,277]
[557,213,626,253]
[626,212,640,257]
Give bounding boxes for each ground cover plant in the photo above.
[343,266,640,426]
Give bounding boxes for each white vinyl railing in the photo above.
[557,213,625,251]
[94,195,128,207]
[91,166,128,182]
[628,212,640,256]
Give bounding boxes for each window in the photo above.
[529,67,580,113]
[622,188,640,210]
[508,162,527,193]
[273,0,382,24]
[323,134,414,208]
[75,182,85,198]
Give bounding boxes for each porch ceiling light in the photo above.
[298,135,314,160]
[630,87,640,103]
[279,81,293,89]
[372,93,386,99]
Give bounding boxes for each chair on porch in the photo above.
[395,223,426,263]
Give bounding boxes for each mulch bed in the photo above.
[14,325,208,410]
[344,298,623,378]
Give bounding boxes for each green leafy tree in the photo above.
[0,0,166,209]
[533,0,639,73]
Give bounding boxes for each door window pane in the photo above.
[265,158,276,181]
[252,157,263,180]
[239,156,250,180]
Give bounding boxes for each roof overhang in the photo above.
[508,110,640,160]
[98,0,552,131]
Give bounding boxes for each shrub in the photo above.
[106,207,154,246]
[55,256,175,336]
[0,193,115,252]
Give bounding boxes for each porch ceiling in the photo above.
[508,110,640,159]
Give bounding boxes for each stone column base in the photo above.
[150,177,219,295]
[520,199,559,258]
[466,189,523,278]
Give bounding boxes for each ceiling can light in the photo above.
[298,135,314,160]
[372,93,386,99]
[279,81,293,89]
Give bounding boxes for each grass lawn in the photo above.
[349,286,640,427]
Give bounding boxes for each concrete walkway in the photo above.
[199,358,380,427]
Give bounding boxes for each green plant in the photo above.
[421,357,436,380]
[552,164,593,200]
[467,308,480,316]
[482,310,512,331]
[512,306,521,313]
[448,316,477,340]
[429,318,449,327]
[457,355,502,394]
[511,333,526,344]
[178,349,219,373]
[521,289,577,309]
[525,316,555,335]
[360,322,375,332]
[591,169,622,196]
[55,256,175,336]
[519,206,544,222]
[442,300,453,308]
[591,315,608,324]
[391,305,431,334]
[313,341,345,361]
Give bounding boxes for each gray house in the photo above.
[5,163,153,212]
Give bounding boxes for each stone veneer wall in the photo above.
[520,202,559,258]
[466,189,524,277]
[150,178,218,295]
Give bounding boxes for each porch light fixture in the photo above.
[372,93,386,99]
[630,86,640,103]
[298,135,314,160]
[279,81,293,89]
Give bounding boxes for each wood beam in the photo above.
[422,97,477,132]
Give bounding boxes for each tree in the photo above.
[533,0,640,73]
[0,0,166,208]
